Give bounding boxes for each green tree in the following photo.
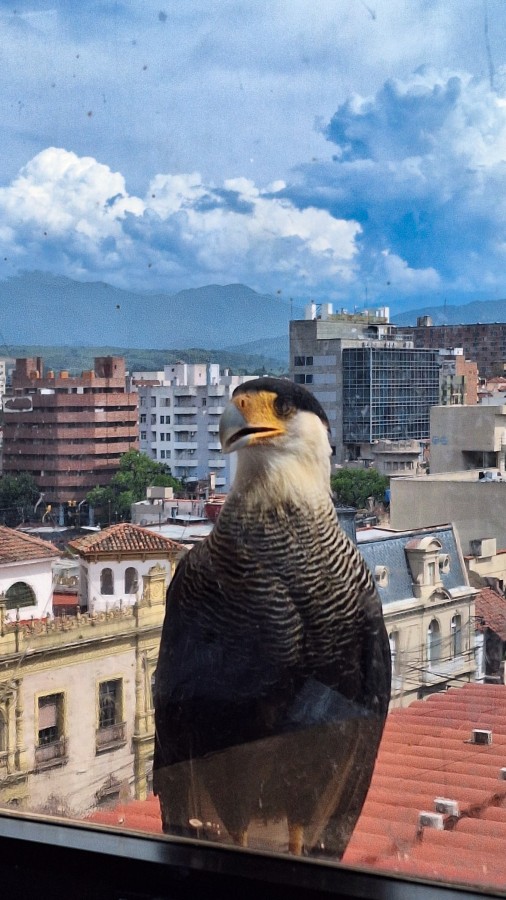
[87,451,182,523]
[330,468,389,510]
[0,473,41,526]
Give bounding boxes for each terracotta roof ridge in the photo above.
[0,525,60,556]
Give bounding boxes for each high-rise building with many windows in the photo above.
[2,356,138,515]
[134,363,255,491]
[290,305,440,466]
[342,345,440,444]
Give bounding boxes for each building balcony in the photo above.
[173,406,198,415]
[174,460,199,469]
[34,737,68,771]
[26,393,137,410]
[208,442,221,451]
[208,458,226,468]
[174,441,198,450]
[207,406,225,415]
[3,449,138,472]
[5,423,138,441]
[173,386,197,397]
[173,422,197,431]
[175,451,199,460]
[207,385,226,397]
[419,656,472,685]
[95,721,127,753]
[372,440,422,455]
[207,424,220,434]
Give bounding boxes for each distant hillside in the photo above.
[3,345,286,376]
[0,272,301,350]
[392,297,506,326]
[223,334,288,365]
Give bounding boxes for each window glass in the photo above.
[124,567,139,594]
[100,568,114,595]
[5,582,36,609]
[3,3,506,897]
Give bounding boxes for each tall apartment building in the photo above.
[2,357,138,515]
[134,363,255,491]
[403,319,506,379]
[290,305,440,464]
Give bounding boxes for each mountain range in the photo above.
[3,273,506,368]
[0,272,300,354]
[391,297,506,326]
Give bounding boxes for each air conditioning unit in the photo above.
[470,538,497,559]
[418,812,444,830]
[472,729,492,745]
[434,797,459,816]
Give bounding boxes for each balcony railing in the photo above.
[95,721,127,753]
[174,407,198,415]
[34,737,67,770]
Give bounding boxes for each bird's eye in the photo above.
[274,396,293,418]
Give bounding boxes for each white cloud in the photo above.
[379,250,441,293]
[0,148,143,238]
[0,148,361,293]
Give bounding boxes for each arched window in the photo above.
[5,581,36,610]
[451,614,462,657]
[100,568,114,595]
[124,567,139,594]
[427,619,441,666]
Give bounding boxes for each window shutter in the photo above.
[39,698,58,729]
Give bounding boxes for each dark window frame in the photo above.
[0,812,497,900]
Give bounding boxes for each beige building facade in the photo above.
[391,405,506,555]
[430,404,506,474]
[0,523,183,817]
[390,472,506,556]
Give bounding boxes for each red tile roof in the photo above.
[68,522,184,557]
[0,525,60,564]
[476,587,506,641]
[84,683,506,892]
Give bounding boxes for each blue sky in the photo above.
[2,1,506,313]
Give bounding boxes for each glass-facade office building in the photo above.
[342,347,440,443]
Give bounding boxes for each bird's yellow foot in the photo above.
[288,822,304,856]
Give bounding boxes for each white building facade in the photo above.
[0,527,60,624]
[134,363,255,491]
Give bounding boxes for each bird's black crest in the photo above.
[233,377,329,428]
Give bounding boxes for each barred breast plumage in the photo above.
[153,377,390,857]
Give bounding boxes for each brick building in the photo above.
[403,320,506,379]
[2,357,138,517]
[439,350,478,405]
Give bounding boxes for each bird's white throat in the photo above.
[229,410,332,510]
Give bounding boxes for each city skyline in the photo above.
[2,3,506,312]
